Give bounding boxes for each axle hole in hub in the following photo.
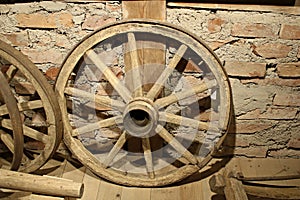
[123,99,158,137]
[129,109,150,127]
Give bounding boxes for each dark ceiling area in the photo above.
[0,0,297,6]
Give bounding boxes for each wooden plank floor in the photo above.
[1,158,299,200]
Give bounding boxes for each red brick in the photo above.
[75,30,90,41]
[231,23,277,38]
[280,24,300,40]
[85,66,123,82]
[16,12,73,29]
[54,12,73,28]
[238,107,297,120]
[288,138,300,149]
[241,78,300,87]
[16,13,52,28]
[24,141,45,150]
[3,32,29,46]
[96,82,114,96]
[277,63,300,78]
[208,18,225,33]
[207,39,236,51]
[82,15,116,30]
[31,112,46,126]
[260,107,297,120]
[235,121,274,134]
[265,78,300,87]
[180,75,209,104]
[14,81,36,95]
[252,43,292,58]
[55,34,72,49]
[208,41,225,51]
[219,146,268,158]
[106,3,121,12]
[183,75,204,87]
[234,146,268,158]
[268,149,300,158]
[224,134,251,147]
[183,60,203,73]
[273,93,300,107]
[224,61,266,78]
[45,67,60,81]
[195,110,219,122]
[21,48,64,64]
[98,128,120,139]
[238,109,261,120]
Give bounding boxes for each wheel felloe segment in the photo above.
[0,71,24,171]
[0,40,63,173]
[56,20,232,187]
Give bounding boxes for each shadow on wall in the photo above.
[176,103,237,186]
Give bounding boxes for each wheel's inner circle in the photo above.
[123,99,158,138]
[129,109,150,127]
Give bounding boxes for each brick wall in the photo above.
[168,6,300,158]
[0,1,299,158]
[0,1,121,80]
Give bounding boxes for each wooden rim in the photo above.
[56,20,232,186]
[0,40,63,173]
[0,71,24,170]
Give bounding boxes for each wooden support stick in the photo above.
[0,169,84,198]
[224,177,249,200]
[209,173,300,200]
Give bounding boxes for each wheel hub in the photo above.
[123,98,158,138]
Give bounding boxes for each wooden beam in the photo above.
[122,0,166,153]
[224,177,249,200]
[167,2,300,15]
[122,0,166,20]
[0,169,83,198]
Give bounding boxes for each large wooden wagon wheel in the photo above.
[0,40,63,173]
[55,20,232,186]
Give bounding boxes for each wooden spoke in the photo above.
[102,131,128,168]
[0,104,13,116]
[159,112,219,132]
[1,119,49,144]
[0,158,11,167]
[127,33,143,97]
[72,116,123,136]
[64,87,125,112]
[0,130,14,154]
[85,49,132,103]
[155,80,217,109]
[156,125,198,165]
[0,70,24,170]
[146,44,187,100]
[0,100,43,116]
[0,130,30,164]
[5,65,18,82]
[142,137,155,179]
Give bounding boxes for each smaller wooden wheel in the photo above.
[0,40,63,172]
[0,71,23,170]
[56,20,232,186]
